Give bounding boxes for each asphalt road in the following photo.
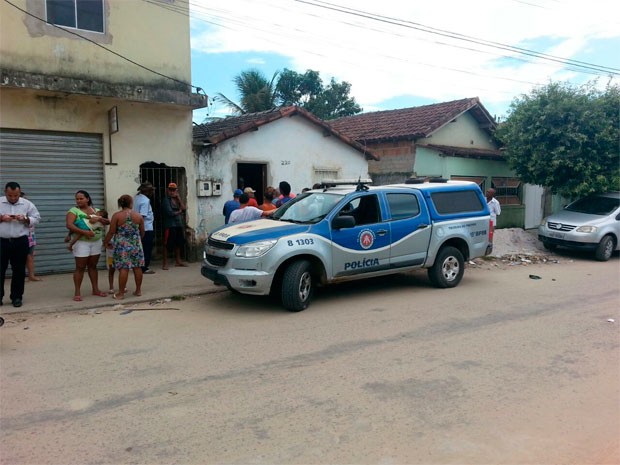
[1,257,619,464]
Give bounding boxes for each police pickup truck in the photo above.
[202,180,493,311]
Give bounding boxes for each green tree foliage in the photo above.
[496,81,620,198]
[215,69,279,115]
[215,68,362,119]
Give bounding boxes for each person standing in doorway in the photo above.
[134,181,155,274]
[223,189,242,224]
[0,182,41,307]
[486,188,501,231]
[161,182,187,270]
[243,187,259,207]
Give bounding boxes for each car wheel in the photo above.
[542,240,557,251]
[428,246,464,288]
[281,260,314,311]
[594,235,615,261]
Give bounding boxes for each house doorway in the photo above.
[237,163,267,204]
[139,162,187,260]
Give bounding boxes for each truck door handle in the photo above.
[377,229,388,236]
[417,224,429,229]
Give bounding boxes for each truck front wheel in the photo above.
[428,246,464,288]
[281,260,314,311]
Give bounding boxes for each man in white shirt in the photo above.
[229,193,273,224]
[134,182,156,274]
[486,188,501,230]
[0,181,41,307]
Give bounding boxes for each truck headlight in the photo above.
[236,240,277,258]
[576,225,597,233]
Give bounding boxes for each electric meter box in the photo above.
[212,182,223,196]
[197,180,212,197]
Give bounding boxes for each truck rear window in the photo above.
[430,191,484,214]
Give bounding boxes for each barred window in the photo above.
[314,169,339,184]
[492,177,522,205]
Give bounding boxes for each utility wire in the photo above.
[298,0,620,75]
[172,0,616,79]
[2,0,206,94]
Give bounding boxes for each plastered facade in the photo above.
[194,116,371,237]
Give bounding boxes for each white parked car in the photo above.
[538,192,620,261]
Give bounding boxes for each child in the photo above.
[106,237,116,294]
[65,209,108,251]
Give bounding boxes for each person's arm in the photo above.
[137,214,145,239]
[103,214,118,248]
[175,195,186,215]
[25,201,41,227]
[495,199,501,216]
[66,210,95,238]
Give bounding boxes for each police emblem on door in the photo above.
[358,229,376,249]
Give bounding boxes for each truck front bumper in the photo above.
[201,262,273,296]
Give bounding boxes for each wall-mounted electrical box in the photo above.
[197,180,212,197]
[212,182,222,196]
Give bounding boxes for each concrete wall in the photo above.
[0,89,196,228]
[195,115,371,237]
[1,0,191,86]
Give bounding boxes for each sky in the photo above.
[187,0,620,124]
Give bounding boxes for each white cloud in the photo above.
[191,0,620,117]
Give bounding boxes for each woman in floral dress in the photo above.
[103,195,145,299]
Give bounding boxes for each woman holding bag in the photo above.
[66,190,109,301]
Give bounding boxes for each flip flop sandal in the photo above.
[73,296,83,302]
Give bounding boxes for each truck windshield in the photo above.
[565,196,620,215]
[273,192,343,223]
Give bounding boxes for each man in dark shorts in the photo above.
[161,182,187,270]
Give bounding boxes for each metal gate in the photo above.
[138,163,187,260]
[0,128,105,274]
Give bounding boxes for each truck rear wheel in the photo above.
[281,260,314,311]
[428,246,464,288]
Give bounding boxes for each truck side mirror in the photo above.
[332,215,356,229]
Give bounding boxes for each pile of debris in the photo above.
[469,228,562,267]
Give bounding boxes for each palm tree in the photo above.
[215,69,280,115]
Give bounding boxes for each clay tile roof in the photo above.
[329,97,496,143]
[192,106,378,160]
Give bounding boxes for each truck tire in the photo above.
[428,246,464,288]
[594,235,615,261]
[281,260,314,311]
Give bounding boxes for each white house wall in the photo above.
[195,115,370,236]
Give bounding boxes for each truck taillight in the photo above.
[489,220,494,242]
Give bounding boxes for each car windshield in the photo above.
[565,195,620,215]
[272,192,344,223]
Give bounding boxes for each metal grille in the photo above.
[0,128,104,274]
[205,254,228,267]
[547,221,576,232]
[208,237,234,250]
[138,164,187,260]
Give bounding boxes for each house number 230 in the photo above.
[281,160,291,165]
